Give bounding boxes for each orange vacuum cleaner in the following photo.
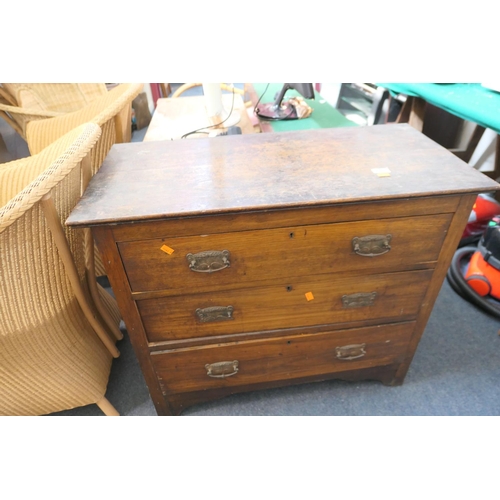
[464,217,500,299]
[447,213,500,318]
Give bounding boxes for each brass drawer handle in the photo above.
[335,343,366,361]
[352,234,392,257]
[196,305,234,323]
[186,250,230,272]
[205,360,239,378]
[342,292,377,308]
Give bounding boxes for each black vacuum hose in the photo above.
[446,246,500,318]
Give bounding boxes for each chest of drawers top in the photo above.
[66,124,498,228]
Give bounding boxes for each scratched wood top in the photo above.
[67,124,499,227]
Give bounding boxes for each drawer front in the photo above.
[138,269,432,342]
[119,214,451,293]
[151,322,415,394]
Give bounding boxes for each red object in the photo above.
[464,251,494,296]
[465,249,500,299]
[461,194,500,243]
[150,83,161,108]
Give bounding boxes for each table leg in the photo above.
[408,97,426,131]
[396,96,427,132]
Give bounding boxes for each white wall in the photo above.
[317,83,341,107]
[143,84,155,114]
[469,128,498,173]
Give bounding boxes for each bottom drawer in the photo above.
[151,322,415,394]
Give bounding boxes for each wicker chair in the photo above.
[26,83,143,163]
[24,83,143,276]
[0,123,123,416]
[0,83,108,140]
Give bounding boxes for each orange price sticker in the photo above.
[305,292,314,301]
[160,244,175,255]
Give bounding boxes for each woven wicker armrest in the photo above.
[0,86,17,105]
[26,83,143,155]
[1,83,108,111]
[0,101,62,118]
[0,101,63,138]
[0,156,41,205]
[0,124,101,233]
[0,83,110,139]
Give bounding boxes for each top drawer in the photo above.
[118,213,452,294]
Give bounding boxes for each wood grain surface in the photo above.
[151,321,415,394]
[111,195,461,242]
[137,269,432,342]
[119,214,450,294]
[67,124,499,227]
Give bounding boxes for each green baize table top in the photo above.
[379,83,500,134]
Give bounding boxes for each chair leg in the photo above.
[96,397,120,416]
[40,194,120,359]
[80,153,123,342]
[84,228,123,341]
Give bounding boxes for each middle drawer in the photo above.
[137,269,433,343]
[118,214,451,294]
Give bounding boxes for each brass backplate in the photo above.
[186,250,230,273]
[342,292,377,308]
[205,360,239,378]
[335,343,366,360]
[352,234,392,257]
[195,305,234,323]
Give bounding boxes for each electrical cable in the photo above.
[446,246,500,318]
[253,83,270,116]
[181,85,236,139]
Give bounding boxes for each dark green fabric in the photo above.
[378,83,500,134]
[252,83,357,132]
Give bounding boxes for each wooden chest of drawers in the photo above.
[67,124,499,415]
